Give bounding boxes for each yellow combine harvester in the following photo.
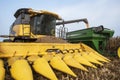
[0,8,110,80]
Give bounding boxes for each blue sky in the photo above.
[0,0,120,41]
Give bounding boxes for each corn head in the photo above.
[0,42,110,80]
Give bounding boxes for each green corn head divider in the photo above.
[66,26,114,53]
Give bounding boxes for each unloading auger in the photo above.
[0,8,110,80]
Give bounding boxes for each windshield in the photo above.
[30,14,56,35]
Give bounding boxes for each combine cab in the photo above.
[0,8,110,80]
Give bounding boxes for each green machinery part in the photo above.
[66,25,114,53]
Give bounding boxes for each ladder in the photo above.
[57,26,68,39]
[22,25,31,36]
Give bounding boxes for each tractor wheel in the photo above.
[117,46,120,58]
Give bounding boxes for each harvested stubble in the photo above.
[106,36,120,54]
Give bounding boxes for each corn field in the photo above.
[106,36,120,56]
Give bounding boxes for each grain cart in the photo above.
[0,8,109,80]
[66,25,114,54]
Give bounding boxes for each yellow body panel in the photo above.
[73,53,97,68]
[10,59,33,80]
[12,24,30,36]
[0,42,76,57]
[63,53,88,71]
[0,59,5,80]
[33,57,58,80]
[28,8,62,20]
[80,52,103,65]
[50,56,77,77]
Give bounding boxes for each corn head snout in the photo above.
[0,43,110,80]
